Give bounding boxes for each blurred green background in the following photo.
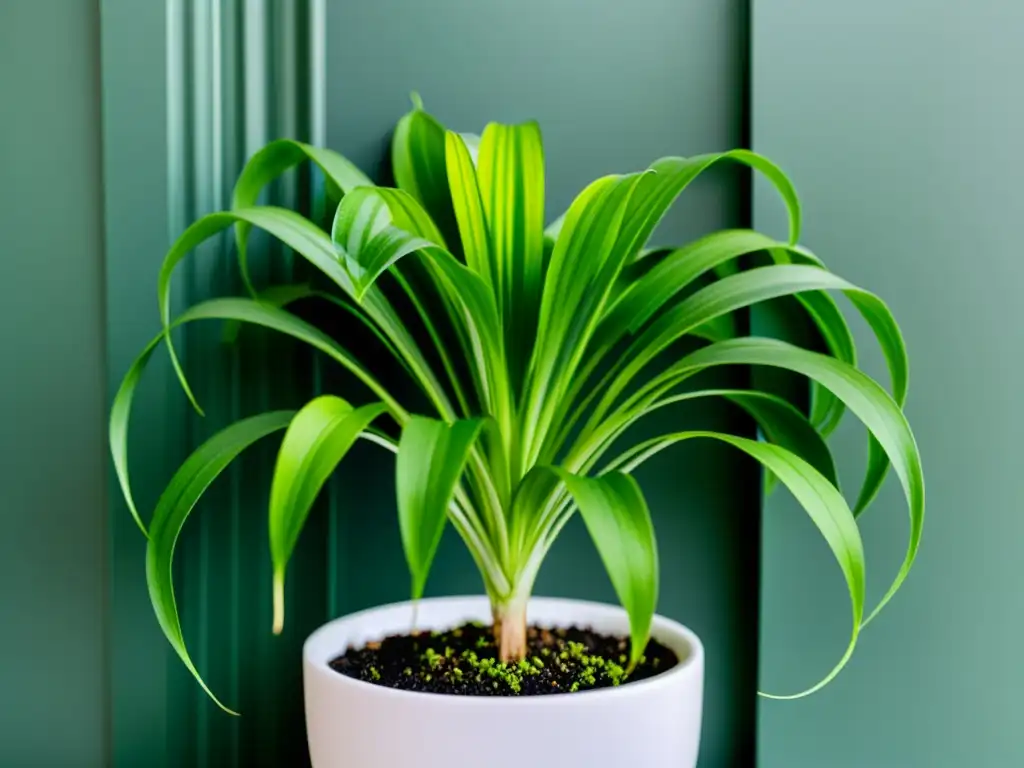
[1,0,1019,766]
[754,2,1023,766]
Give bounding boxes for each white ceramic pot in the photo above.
[303,595,704,767]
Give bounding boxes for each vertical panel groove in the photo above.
[104,1,326,765]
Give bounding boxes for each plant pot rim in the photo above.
[303,594,704,705]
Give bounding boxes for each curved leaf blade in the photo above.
[331,187,435,299]
[156,205,449,419]
[397,416,485,599]
[146,410,294,714]
[622,151,801,253]
[524,171,652,466]
[269,396,387,633]
[109,297,407,530]
[656,338,924,625]
[669,390,839,488]
[476,121,545,387]
[445,130,493,288]
[231,139,372,294]
[594,233,860,438]
[391,94,458,248]
[605,431,864,698]
[220,282,314,344]
[591,264,905,485]
[553,469,658,671]
[329,186,509,427]
[109,337,162,536]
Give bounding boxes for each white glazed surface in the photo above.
[303,596,704,767]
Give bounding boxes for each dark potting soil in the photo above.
[329,622,678,696]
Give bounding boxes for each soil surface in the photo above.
[329,621,678,696]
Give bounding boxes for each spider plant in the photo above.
[110,95,923,713]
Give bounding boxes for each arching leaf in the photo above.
[553,469,658,671]
[391,93,458,247]
[269,396,388,633]
[645,337,923,626]
[397,416,485,599]
[605,431,864,698]
[109,297,406,530]
[147,411,294,715]
[231,139,372,294]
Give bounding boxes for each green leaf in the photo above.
[156,205,449,420]
[108,338,161,536]
[633,265,864,380]
[391,95,459,248]
[597,232,859,438]
[622,151,801,253]
[331,186,435,299]
[552,470,658,671]
[648,390,838,487]
[718,244,910,509]
[554,230,787,453]
[650,337,923,626]
[397,416,486,599]
[476,121,546,389]
[109,297,407,530]
[146,410,294,715]
[588,264,903,458]
[231,139,372,294]
[509,465,562,562]
[220,282,314,344]
[715,391,839,488]
[790,290,857,435]
[445,130,494,289]
[607,230,783,333]
[269,396,387,633]
[330,186,509,425]
[372,185,447,246]
[523,171,652,467]
[605,432,864,698]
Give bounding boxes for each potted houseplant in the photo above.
[111,96,924,767]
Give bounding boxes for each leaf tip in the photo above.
[409,91,424,111]
[272,570,285,635]
[626,635,648,674]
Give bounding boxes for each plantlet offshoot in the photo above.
[110,93,924,710]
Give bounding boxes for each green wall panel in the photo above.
[0,2,109,766]
[324,2,758,765]
[101,1,329,765]
[753,2,1023,765]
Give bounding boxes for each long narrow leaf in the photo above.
[391,93,458,248]
[397,416,485,599]
[446,130,494,289]
[645,338,924,625]
[231,139,372,294]
[523,171,652,468]
[156,205,449,419]
[621,151,801,254]
[342,187,513,445]
[553,469,658,670]
[269,396,387,633]
[589,265,903,455]
[146,410,294,715]
[476,121,545,389]
[604,431,864,698]
[588,389,838,489]
[220,282,314,344]
[589,233,859,438]
[109,298,407,529]
[331,187,436,299]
